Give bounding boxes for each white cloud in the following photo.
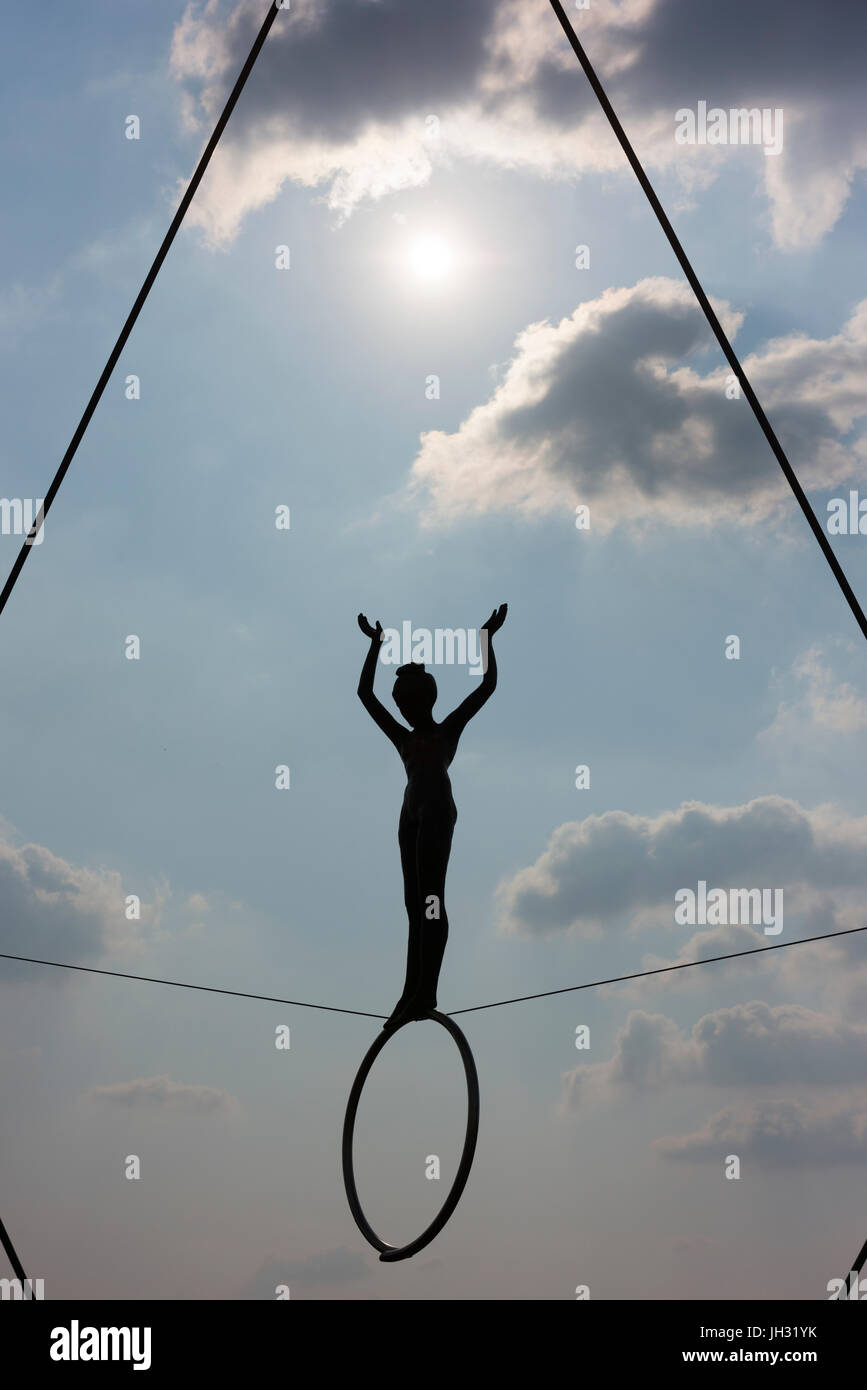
[761,645,867,741]
[655,1098,867,1167]
[89,1074,237,1115]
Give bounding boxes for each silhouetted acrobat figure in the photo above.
[357,605,507,1031]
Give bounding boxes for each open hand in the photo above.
[481,603,508,636]
[357,613,383,640]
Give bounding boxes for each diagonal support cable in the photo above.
[0,0,283,618]
[0,1215,31,1296]
[548,0,867,643]
[0,0,284,1299]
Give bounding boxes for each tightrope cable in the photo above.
[3,922,867,1290]
[448,923,867,1015]
[3,923,865,1019]
[0,952,387,1019]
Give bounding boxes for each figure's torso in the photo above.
[399,723,458,814]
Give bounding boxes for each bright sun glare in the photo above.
[406,233,455,285]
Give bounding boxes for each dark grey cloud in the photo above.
[264,1,490,142]
[409,281,866,528]
[541,1,866,122]
[175,0,494,142]
[0,833,135,978]
[176,0,867,140]
[170,0,867,245]
[563,1001,867,1108]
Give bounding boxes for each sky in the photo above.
[1,0,867,1301]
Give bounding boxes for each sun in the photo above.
[406,233,455,285]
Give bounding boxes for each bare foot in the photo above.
[382,998,415,1032]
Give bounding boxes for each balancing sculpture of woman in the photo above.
[356,605,507,1032]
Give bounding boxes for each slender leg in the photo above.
[383,806,423,1029]
[411,803,456,1015]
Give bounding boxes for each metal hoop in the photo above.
[341,1010,480,1262]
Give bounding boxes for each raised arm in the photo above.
[442,604,507,740]
[357,614,407,749]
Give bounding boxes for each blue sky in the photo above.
[2,0,867,1300]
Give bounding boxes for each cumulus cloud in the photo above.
[239,1248,369,1297]
[407,281,867,529]
[89,1074,237,1115]
[563,1001,867,1108]
[655,1099,867,1167]
[0,831,157,978]
[169,0,867,248]
[497,794,867,938]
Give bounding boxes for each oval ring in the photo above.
[342,1010,480,1262]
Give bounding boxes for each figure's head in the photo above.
[393,662,437,725]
